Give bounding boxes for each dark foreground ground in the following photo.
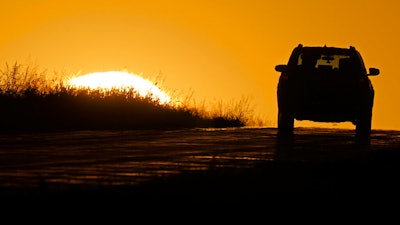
[1,127,399,210]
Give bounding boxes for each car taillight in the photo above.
[358,78,366,83]
[280,75,289,81]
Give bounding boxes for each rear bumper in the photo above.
[279,98,371,123]
[294,107,357,122]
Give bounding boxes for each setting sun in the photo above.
[68,71,171,104]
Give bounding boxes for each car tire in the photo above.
[278,111,294,135]
[355,112,372,143]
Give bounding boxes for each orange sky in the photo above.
[1,0,398,130]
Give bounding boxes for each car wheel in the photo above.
[278,111,294,135]
[355,112,372,142]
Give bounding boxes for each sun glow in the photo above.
[68,71,171,104]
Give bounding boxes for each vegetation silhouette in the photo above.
[0,62,250,132]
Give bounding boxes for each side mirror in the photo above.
[275,64,287,73]
[368,68,380,76]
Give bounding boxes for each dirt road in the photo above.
[0,127,399,204]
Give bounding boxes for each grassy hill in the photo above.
[0,62,251,132]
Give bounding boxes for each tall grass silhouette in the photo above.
[0,62,254,132]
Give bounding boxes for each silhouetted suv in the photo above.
[275,44,380,139]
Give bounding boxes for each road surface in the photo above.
[0,127,399,205]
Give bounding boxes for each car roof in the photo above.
[295,44,356,55]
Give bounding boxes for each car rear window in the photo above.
[298,53,352,70]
